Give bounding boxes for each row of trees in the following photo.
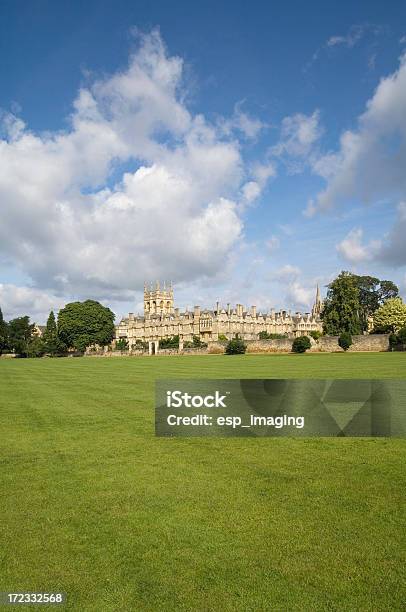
[0,300,115,357]
[322,272,405,335]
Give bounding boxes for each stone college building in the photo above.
[115,282,323,351]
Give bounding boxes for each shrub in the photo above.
[310,330,322,340]
[397,327,406,345]
[218,334,228,343]
[190,335,207,348]
[134,340,148,350]
[159,335,179,349]
[116,338,129,351]
[225,338,247,354]
[292,336,311,353]
[26,337,46,358]
[389,333,399,350]
[338,332,352,351]
[258,331,286,340]
[389,327,406,351]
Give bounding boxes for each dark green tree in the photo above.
[8,316,34,357]
[159,335,179,349]
[292,336,311,353]
[0,307,8,354]
[57,300,115,352]
[338,332,352,351]
[116,338,129,351]
[398,327,406,345]
[26,336,46,358]
[352,275,398,332]
[225,338,247,354]
[322,272,362,335]
[43,310,65,355]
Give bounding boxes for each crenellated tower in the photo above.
[144,281,174,316]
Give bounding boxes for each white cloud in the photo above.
[251,162,277,184]
[311,53,406,214]
[327,25,366,48]
[377,201,406,265]
[286,281,314,309]
[309,53,406,266]
[270,264,300,282]
[271,110,322,173]
[220,101,267,140]
[336,228,380,263]
[0,31,256,301]
[305,24,386,73]
[0,284,67,322]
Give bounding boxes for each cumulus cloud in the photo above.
[308,53,406,267]
[0,284,67,322]
[268,264,317,310]
[336,228,380,263]
[311,53,406,214]
[0,30,271,302]
[377,201,406,265]
[286,281,314,309]
[271,110,322,173]
[220,101,267,140]
[270,264,300,282]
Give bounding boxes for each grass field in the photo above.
[1,353,405,611]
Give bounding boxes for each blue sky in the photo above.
[0,0,406,322]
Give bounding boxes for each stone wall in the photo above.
[208,334,390,354]
[86,333,390,357]
[310,334,389,352]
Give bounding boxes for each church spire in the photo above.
[312,284,322,317]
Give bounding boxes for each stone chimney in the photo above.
[194,305,201,317]
[251,306,257,318]
[175,308,180,317]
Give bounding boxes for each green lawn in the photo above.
[0,353,405,611]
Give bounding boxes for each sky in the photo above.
[0,0,406,323]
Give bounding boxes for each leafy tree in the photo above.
[159,335,179,349]
[338,332,352,351]
[373,298,406,333]
[58,300,115,352]
[292,336,311,353]
[258,331,286,340]
[8,316,34,357]
[352,275,398,331]
[225,338,247,354]
[134,340,148,350]
[42,311,65,355]
[26,336,46,358]
[184,336,208,349]
[116,338,129,351]
[309,330,322,340]
[322,272,362,335]
[398,327,406,345]
[0,307,8,354]
[389,333,399,350]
